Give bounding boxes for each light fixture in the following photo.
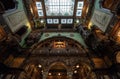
[58,73,61,76]
[41,19,44,23]
[76,65,79,68]
[76,19,79,23]
[74,70,77,73]
[38,64,42,68]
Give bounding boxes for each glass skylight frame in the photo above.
[44,0,75,16]
[77,2,84,9]
[53,19,59,24]
[47,19,73,24]
[47,19,53,24]
[61,19,67,24]
[38,10,44,16]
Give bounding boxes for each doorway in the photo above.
[47,62,68,79]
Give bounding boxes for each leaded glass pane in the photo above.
[38,10,43,16]
[76,10,82,16]
[77,1,84,9]
[36,2,42,9]
[67,19,73,24]
[45,0,75,16]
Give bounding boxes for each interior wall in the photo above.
[2,0,32,46]
[87,0,113,32]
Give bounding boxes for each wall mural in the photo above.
[91,9,113,32]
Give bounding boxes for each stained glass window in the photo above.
[38,10,43,16]
[76,10,82,16]
[67,19,73,24]
[47,19,73,24]
[77,2,84,9]
[61,19,67,24]
[36,2,44,16]
[47,19,59,24]
[47,19,53,24]
[76,1,84,16]
[45,0,75,16]
[53,19,59,24]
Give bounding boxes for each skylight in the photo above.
[45,0,75,16]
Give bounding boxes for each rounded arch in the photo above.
[39,33,87,47]
[48,62,68,72]
[72,62,97,79]
[47,62,68,79]
[34,36,86,49]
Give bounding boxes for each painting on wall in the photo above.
[91,9,113,32]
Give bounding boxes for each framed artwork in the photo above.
[91,9,113,32]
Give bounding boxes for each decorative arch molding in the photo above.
[39,32,87,47]
[30,36,87,57]
[23,56,91,72]
[19,36,93,79]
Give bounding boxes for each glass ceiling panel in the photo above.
[45,0,75,16]
[61,19,67,24]
[53,19,59,24]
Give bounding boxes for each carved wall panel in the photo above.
[3,10,29,33]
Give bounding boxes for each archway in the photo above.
[72,63,96,79]
[47,62,68,79]
[18,63,43,79]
